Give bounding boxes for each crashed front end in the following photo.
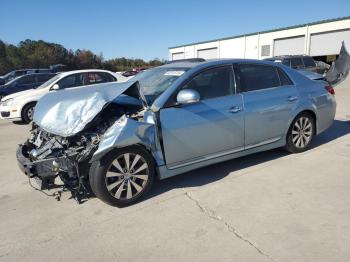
[16,81,157,201]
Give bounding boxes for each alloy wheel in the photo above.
[27,106,34,121]
[105,153,149,200]
[291,116,313,148]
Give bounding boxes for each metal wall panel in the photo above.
[310,29,350,56]
[273,36,305,56]
[172,52,185,61]
[197,48,218,59]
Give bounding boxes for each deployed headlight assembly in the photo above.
[1,98,14,106]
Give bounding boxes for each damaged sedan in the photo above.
[17,59,336,206]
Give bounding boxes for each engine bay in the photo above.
[20,100,146,202]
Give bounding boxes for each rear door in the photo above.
[236,63,298,148]
[160,65,245,167]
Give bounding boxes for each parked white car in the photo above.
[0,69,127,123]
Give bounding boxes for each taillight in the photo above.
[325,85,335,95]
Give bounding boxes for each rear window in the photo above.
[282,58,291,67]
[290,58,304,69]
[302,57,316,67]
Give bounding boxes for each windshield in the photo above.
[35,74,60,89]
[131,67,188,105]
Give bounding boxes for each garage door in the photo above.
[197,48,218,59]
[172,52,185,61]
[310,29,350,56]
[274,36,305,56]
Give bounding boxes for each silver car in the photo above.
[17,59,336,206]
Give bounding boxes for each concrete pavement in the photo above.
[0,79,349,262]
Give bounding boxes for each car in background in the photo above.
[0,69,125,123]
[0,69,52,84]
[122,70,138,77]
[0,73,56,100]
[16,59,336,206]
[264,55,328,75]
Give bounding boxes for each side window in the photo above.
[182,66,234,100]
[99,72,117,83]
[290,58,304,69]
[17,75,36,85]
[58,74,84,89]
[302,57,316,68]
[237,64,280,92]
[277,68,293,86]
[85,72,116,85]
[282,58,291,67]
[37,74,53,83]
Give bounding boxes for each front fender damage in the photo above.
[91,115,164,166]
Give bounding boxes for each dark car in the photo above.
[0,73,56,100]
[264,55,328,74]
[0,69,52,84]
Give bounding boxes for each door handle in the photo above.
[228,106,243,113]
[287,96,298,102]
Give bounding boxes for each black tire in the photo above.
[285,112,315,153]
[21,102,36,124]
[0,93,6,101]
[89,146,155,207]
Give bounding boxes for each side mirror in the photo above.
[176,89,200,105]
[51,84,60,90]
[0,78,5,86]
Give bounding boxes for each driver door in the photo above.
[159,65,244,167]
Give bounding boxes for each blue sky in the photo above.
[1,0,349,61]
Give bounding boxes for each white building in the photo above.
[169,16,350,63]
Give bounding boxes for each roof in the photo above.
[169,16,350,49]
[58,69,113,76]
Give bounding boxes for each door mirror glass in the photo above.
[51,84,60,90]
[176,89,200,105]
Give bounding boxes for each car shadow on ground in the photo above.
[12,120,27,125]
[144,119,350,202]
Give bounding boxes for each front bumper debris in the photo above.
[16,144,56,189]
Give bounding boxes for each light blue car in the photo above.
[17,59,336,206]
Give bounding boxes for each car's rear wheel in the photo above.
[22,102,36,124]
[285,113,315,153]
[89,146,155,207]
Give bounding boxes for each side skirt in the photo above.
[156,138,285,180]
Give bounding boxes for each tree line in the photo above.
[0,39,165,75]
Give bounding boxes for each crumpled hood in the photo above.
[33,81,142,137]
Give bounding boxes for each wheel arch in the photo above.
[288,109,318,136]
[91,143,160,178]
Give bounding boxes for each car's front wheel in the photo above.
[285,112,315,153]
[21,102,36,124]
[89,146,155,207]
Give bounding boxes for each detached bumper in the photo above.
[16,145,56,189]
[16,145,35,177]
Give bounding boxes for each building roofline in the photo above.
[168,16,350,50]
